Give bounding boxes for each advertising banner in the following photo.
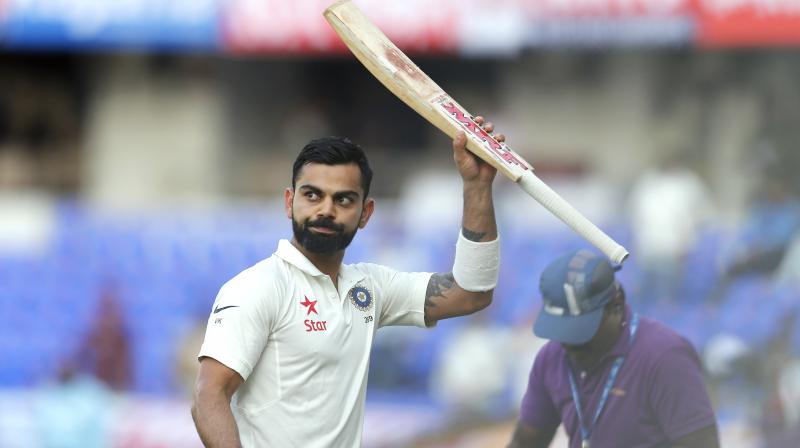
[1,0,800,52]
[222,0,460,54]
[1,0,220,50]
[518,0,695,48]
[222,0,697,54]
[694,0,800,47]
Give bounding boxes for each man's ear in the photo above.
[608,287,625,313]
[359,198,375,229]
[284,188,294,220]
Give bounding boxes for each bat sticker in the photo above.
[434,96,529,171]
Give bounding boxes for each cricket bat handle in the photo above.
[517,170,629,264]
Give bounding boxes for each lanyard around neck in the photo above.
[567,313,639,447]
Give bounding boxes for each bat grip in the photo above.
[517,171,629,265]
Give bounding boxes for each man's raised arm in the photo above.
[424,118,501,326]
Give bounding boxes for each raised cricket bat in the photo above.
[324,0,629,264]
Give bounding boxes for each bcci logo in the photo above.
[348,285,373,312]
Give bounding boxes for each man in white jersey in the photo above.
[192,119,504,447]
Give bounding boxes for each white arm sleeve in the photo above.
[198,269,279,381]
[358,263,432,329]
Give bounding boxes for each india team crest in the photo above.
[347,285,373,312]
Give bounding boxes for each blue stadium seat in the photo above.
[2,201,796,399]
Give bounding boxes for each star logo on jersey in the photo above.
[300,296,318,316]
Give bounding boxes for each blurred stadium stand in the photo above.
[0,202,797,393]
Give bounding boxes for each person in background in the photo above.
[627,153,714,303]
[79,289,132,390]
[430,311,512,424]
[35,362,113,448]
[508,249,719,448]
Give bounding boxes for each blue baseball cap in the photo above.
[534,249,620,345]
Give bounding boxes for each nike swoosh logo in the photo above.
[213,305,240,314]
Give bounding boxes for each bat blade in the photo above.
[324,0,528,181]
[323,0,629,264]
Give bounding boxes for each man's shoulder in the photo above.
[343,259,392,276]
[220,254,289,295]
[345,261,434,288]
[347,261,389,274]
[346,261,416,283]
[635,315,698,360]
[535,340,567,363]
[529,340,569,381]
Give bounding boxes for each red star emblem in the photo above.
[300,296,318,316]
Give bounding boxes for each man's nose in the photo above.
[316,197,336,218]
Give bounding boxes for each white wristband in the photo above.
[452,230,500,292]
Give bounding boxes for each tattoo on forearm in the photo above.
[425,273,455,308]
[462,227,486,242]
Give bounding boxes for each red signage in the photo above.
[222,0,459,54]
[217,0,800,53]
[694,0,800,47]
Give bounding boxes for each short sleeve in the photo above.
[198,267,279,381]
[359,263,432,328]
[519,348,561,432]
[648,344,717,440]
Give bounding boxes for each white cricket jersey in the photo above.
[198,239,432,447]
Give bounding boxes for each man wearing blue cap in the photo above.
[508,250,719,448]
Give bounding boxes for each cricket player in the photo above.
[192,121,504,447]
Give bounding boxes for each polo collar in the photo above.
[274,239,365,285]
[275,239,327,277]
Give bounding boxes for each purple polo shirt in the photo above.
[520,306,716,448]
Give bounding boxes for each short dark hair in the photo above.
[292,137,373,199]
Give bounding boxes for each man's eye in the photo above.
[338,196,353,205]
[305,192,319,200]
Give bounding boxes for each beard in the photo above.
[292,215,358,254]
